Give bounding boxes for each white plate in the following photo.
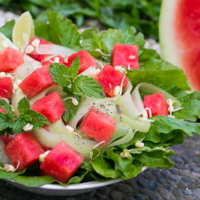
[4,167,147,196]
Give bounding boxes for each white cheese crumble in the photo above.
[39,150,51,163]
[23,123,33,131]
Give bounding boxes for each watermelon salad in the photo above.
[0,11,200,187]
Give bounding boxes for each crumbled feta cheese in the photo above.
[88,68,100,78]
[54,57,60,63]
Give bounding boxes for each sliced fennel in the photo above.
[12,88,26,116]
[13,55,42,81]
[33,120,102,158]
[69,95,120,129]
[119,114,151,133]
[132,83,182,112]
[0,139,11,165]
[101,122,135,154]
[115,86,141,118]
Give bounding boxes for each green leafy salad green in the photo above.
[0,11,200,187]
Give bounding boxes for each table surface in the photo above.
[0,133,199,200]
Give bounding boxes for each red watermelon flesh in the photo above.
[40,140,84,183]
[94,64,128,97]
[19,66,55,99]
[31,92,66,123]
[160,0,200,91]
[80,107,117,146]
[112,44,139,70]
[4,132,44,172]
[143,93,168,117]
[0,107,6,113]
[65,50,97,74]
[0,47,24,72]
[41,55,67,68]
[0,135,14,145]
[27,37,53,62]
[0,77,12,99]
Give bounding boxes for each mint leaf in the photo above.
[49,63,72,87]
[174,91,200,121]
[127,59,191,90]
[47,12,80,49]
[73,75,106,98]
[69,56,80,79]
[0,20,15,40]
[12,117,26,134]
[18,97,30,114]
[165,85,187,99]
[62,94,82,123]
[0,100,14,117]
[145,116,200,143]
[133,147,174,169]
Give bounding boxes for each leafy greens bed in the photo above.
[0,11,200,187]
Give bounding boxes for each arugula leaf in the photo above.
[127,59,191,91]
[173,91,200,121]
[62,94,82,123]
[49,63,72,87]
[0,168,26,179]
[0,20,15,40]
[91,149,122,179]
[165,85,187,99]
[47,11,81,49]
[144,116,200,143]
[73,75,106,98]
[129,146,151,154]
[133,147,174,169]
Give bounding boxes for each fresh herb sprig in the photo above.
[0,98,49,136]
[49,56,106,123]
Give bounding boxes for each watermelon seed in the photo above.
[53,57,60,63]
[63,97,78,106]
[114,86,120,96]
[135,141,145,148]
[32,38,40,53]
[4,161,20,172]
[64,55,68,63]
[115,66,127,75]
[65,125,75,134]
[23,123,33,131]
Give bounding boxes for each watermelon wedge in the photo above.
[159,0,200,91]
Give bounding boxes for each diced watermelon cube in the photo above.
[19,66,55,98]
[0,107,6,113]
[4,132,44,172]
[112,44,139,70]
[80,107,117,146]
[41,55,67,68]
[0,47,24,72]
[65,50,97,74]
[143,93,168,116]
[0,135,14,145]
[27,37,53,62]
[31,92,66,123]
[94,64,128,97]
[0,77,12,99]
[40,141,84,183]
